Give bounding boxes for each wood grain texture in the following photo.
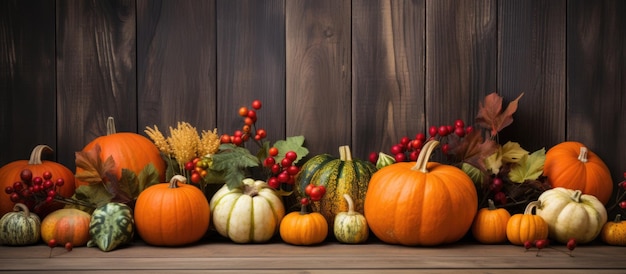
[497,0,566,152]
[0,0,56,166]
[426,0,497,133]
[352,0,426,160]
[137,0,217,132]
[285,0,351,158]
[56,0,137,170]
[216,0,286,148]
[566,0,626,184]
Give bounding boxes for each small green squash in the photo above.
[296,145,376,230]
[87,202,134,251]
[210,178,285,243]
[0,203,41,246]
[333,194,369,244]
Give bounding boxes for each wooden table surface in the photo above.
[1,233,625,274]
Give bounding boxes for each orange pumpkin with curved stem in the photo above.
[75,117,165,187]
[0,145,76,217]
[543,141,612,204]
[364,140,478,246]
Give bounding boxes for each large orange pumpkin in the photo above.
[364,140,478,246]
[543,141,612,204]
[0,145,76,217]
[75,117,165,187]
[134,175,210,246]
[41,208,91,246]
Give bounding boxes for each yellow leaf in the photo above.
[501,141,529,163]
[508,148,546,183]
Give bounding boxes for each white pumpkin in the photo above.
[209,178,285,243]
[535,187,607,244]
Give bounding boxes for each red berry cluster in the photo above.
[4,169,65,212]
[184,157,211,184]
[523,238,576,257]
[608,172,626,214]
[264,148,300,189]
[300,183,326,205]
[369,119,473,164]
[48,239,73,258]
[220,99,266,146]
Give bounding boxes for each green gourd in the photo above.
[87,202,134,251]
[296,145,376,230]
[0,203,41,246]
[333,194,369,244]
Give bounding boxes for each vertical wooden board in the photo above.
[352,0,426,160]
[0,0,56,166]
[497,0,566,152]
[56,0,137,169]
[285,0,351,158]
[216,0,286,151]
[137,0,217,133]
[426,0,497,131]
[567,0,626,183]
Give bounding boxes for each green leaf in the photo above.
[136,163,161,194]
[71,184,114,209]
[508,148,546,183]
[461,162,486,189]
[273,136,309,164]
[211,144,260,189]
[500,141,529,163]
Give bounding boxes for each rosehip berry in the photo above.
[267,177,280,189]
[20,169,33,182]
[619,200,626,209]
[48,239,57,248]
[55,178,65,187]
[415,133,426,141]
[238,106,249,117]
[42,171,53,180]
[368,152,378,164]
[438,126,449,136]
[428,126,438,136]
[268,147,279,157]
[65,242,73,252]
[251,99,262,110]
[454,119,465,129]
[394,153,406,162]
[300,197,309,205]
[264,157,276,167]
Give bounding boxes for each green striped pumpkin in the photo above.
[0,203,41,246]
[87,202,134,252]
[295,145,376,230]
[210,178,285,243]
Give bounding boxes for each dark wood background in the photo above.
[1,0,625,186]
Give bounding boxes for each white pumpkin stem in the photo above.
[28,145,53,165]
[571,190,582,203]
[169,175,187,188]
[577,147,588,163]
[524,201,541,215]
[13,203,31,217]
[411,140,440,173]
[343,194,356,215]
[339,145,353,161]
[106,116,117,135]
[243,184,259,197]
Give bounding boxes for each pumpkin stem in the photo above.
[577,147,588,163]
[487,199,497,210]
[571,190,582,203]
[13,203,32,217]
[524,201,541,215]
[169,175,187,188]
[613,214,622,223]
[299,203,309,215]
[411,140,440,173]
[339,145,353,161]
[343,194,356,215]
[28,145,53,165]
[106,116,117,135]
[243,184,259,197]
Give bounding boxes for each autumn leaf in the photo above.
[508,148,546,183]
[75,144,116,185]
[475,92,524,137]
[448,130,499,171]
[210,144,260,189]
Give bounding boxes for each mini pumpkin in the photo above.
[601,214,626,246]
[543,141,612,204]
[134,175,210,246]
[0,203,41,246]
[506,202,549,246]
[280,203,328,246]
[210,178,285,243]
[0,145,76,217]
[471,199,511,244]
[364,140,478,246]
[334,194,369,244]
[75,117,165,187]
[535,187,607,244]
[41,208,91,246]
[87,202,135,252]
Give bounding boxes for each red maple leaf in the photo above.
[448,129,499,171]
[475,92,524,137]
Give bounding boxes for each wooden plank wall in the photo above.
[1,0,625,187]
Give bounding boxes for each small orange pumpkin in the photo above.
[543,141,612,204]
[471,199,511,244]
[0,145,76,217]
[506,202,549,246]
[41,208,91,246]
[364,140,478,246]
[75,117,165,187]
[134,175,210,246]
[601,214,626,246]
[279,204,328,246]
